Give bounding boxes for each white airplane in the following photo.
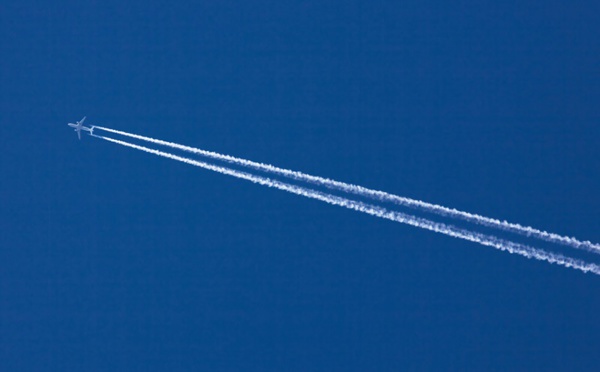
[67,116,94,140]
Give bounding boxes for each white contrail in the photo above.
[93,126,600,254]
[92,134,600,276]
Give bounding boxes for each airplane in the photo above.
[67,116,94,140]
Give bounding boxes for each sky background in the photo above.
[1,0,600,370]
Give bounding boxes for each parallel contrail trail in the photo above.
[94,126,600,254]
[92,134,600,276]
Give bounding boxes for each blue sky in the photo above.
[1,0,600,370]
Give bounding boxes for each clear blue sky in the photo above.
[1,0,600,370]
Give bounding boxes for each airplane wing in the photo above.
[80,116,86,124]
[77,130,81,140]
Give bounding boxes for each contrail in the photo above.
[93,126,600,254]
[92,134,600,276]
